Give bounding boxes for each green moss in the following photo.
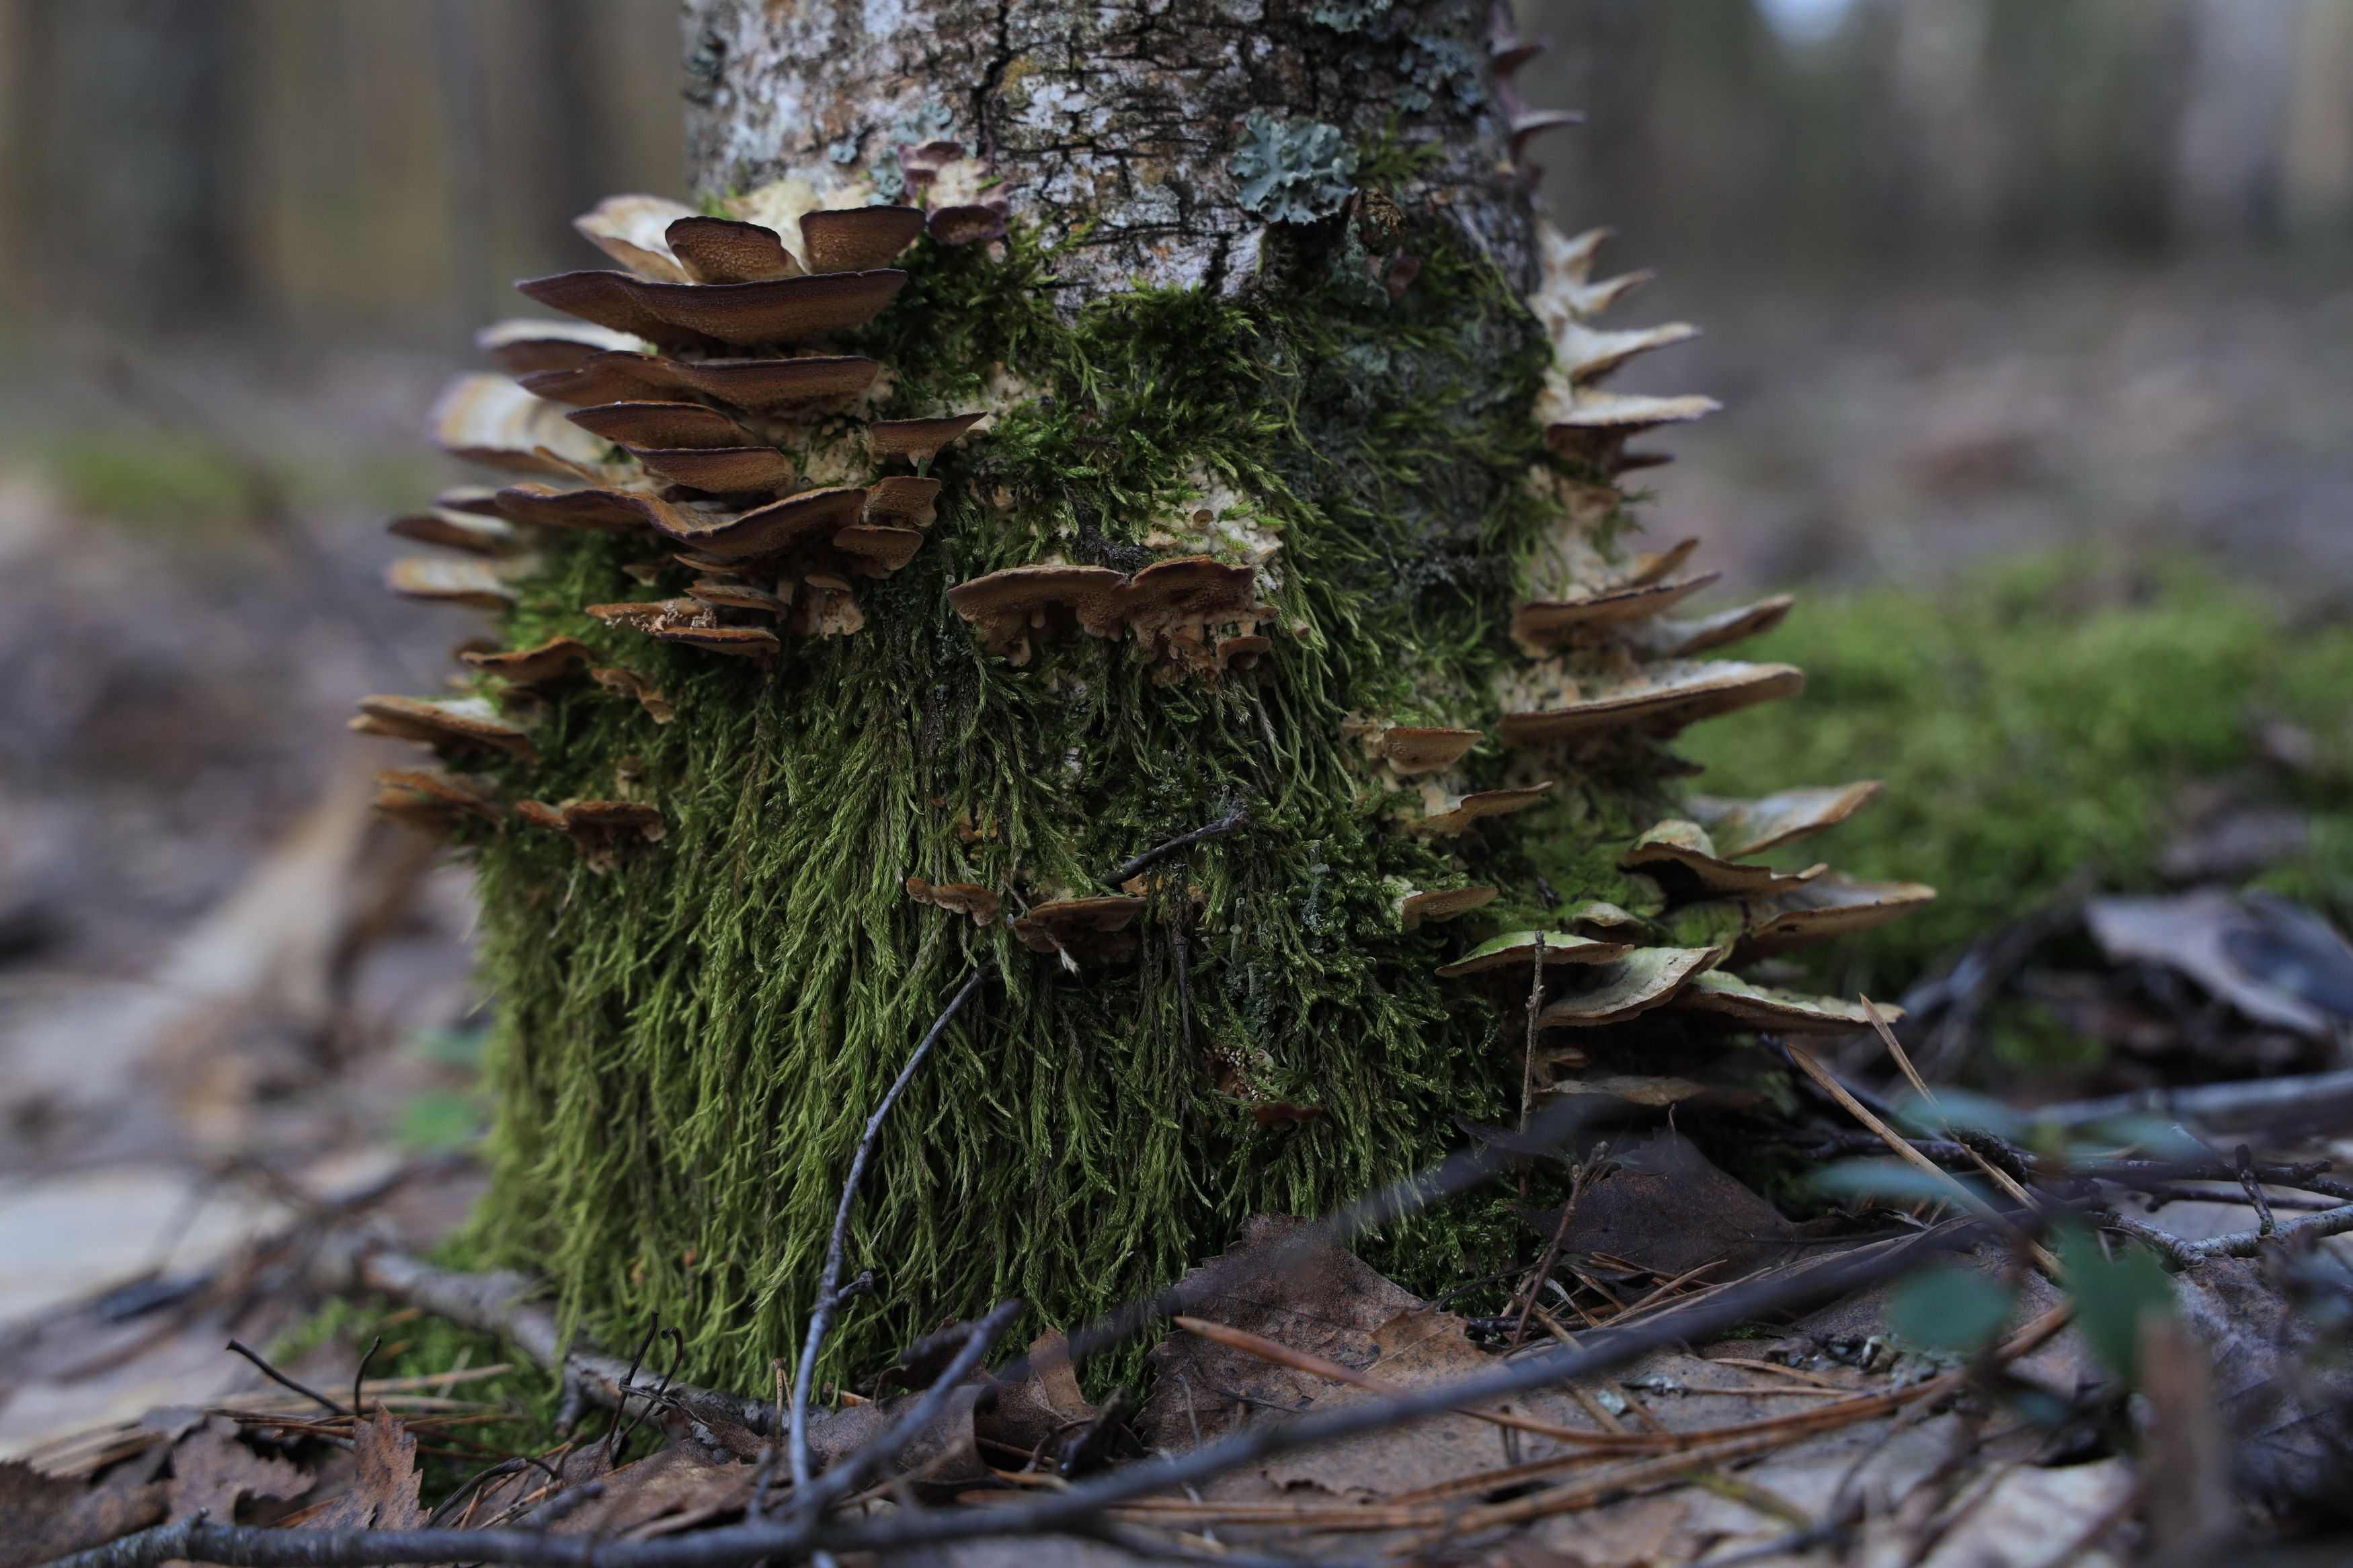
[461,220,1679,1395]
[1686,555,2353,998]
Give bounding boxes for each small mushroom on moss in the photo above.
[664,215,799,284]
[866,413,984,466]
[463,635,594,684]
[514,270,705,349]
[651,624,781,660]
[1552,320,1700,385]
[687,577,793,616]
[1686,781,1883,859]
[1566,900,1652,940]
[574,193,701,282]
[520,267,906,349]
[622,444,800,493]
[1623,538,1701,587]
[1250,1102,1324,1127]
[829,524,925,575]
[1415,782,1554,835]
[1013,896,1148,969]
[654,354,882,413]
[1215,634,1273,671]
[1497,661,1804,744]
[591,665,675,723]
[1375,726,1482,775]
[624,487,866,561]
[586,597,702,629]
[474,317,647,375]
[352,694,536,763]
[863,476,942,528]
[516,797,667,870]
[385,557,519,611]
[1510,574,1719,650]
[1618,819,1825,899]
[1536,945,1717,1027]
[568,401,749,450]
[793,573,866,638]
[1675,971,1897,1034]
[946,565,1126,663]
[1735,875,1938,959]
[905,876,1003,926]
[493,482,655,533]
[371,767,504,835]
[432,373,610,474]
[1434,929,1630,979]
[1398,885,1497,929]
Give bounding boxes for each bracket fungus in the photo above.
[1012,897,1148,970]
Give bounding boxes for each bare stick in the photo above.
[2034,1069,2353,1133]
[789,964,990,1493]
[1107,809,1248,887]
[224,1340,352,1419]
[2110,1200,2353,1263]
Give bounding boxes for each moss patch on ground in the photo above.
[1685,555,2353,1001]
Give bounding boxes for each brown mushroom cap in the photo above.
[1376,726,1482,775]
[373,766,503,826]
[431,373,609,474]
[1566,900,1652,940]
[518,352,674,408]
[432,486,507,516]
[1675,971,1897,1034]
[623,444,800,493]
[1735,875,1938,958]
[573,194,699,282]
[1543,389,1720,437]
[664,216,799,284]
[387,508,523,556]
[1511,573,1721,649]
[1618,819,1826,899]
[1636,595,1796,659]
[1554,320,1700,385]
[830,524,926,575]
[517,796,668,868]
[1434,929,1630,978]
[353,694,536,761]
[946,565,1127,661]
[1416,782,1554,836]
[1399,885,1498,929]
[866,413,984,465]
[801,206,926,272]
[590,665,675,723]
[1012,895,1148,966]
[904,876,1003,926]
[534,269,910,349]
[1623,538,1700,587]
[385,556,516,611]
[686,577,793,615]
[1215,634,1273,671]
[516,271,712,350]
[567,401,748,450]
[623,487,866,560]
[492,482,655,533]
[863,475,942,528]
[463,635,593,684]
[475,318,647,375]
[1687,781,1883,860]
[1117,556,1263,624]
[585,597,701,628]
[1536,946,1716,1027]
[1497,661,1804,745]
[651,624,781,659]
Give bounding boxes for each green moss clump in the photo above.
[1686,555,2353,996]
[456,219,1686,1395]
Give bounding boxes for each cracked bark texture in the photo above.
[681,0,1539,302]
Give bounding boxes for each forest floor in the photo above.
[0,260,2348,1564]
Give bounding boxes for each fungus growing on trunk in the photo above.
[352,1,1931,1391]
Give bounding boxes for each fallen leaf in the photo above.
[298,1410,422,1531]
[167,1415,307,1524]
[0,1458,166,1568]
[1515,1131,1810,1280]
[545,1444,746,1538]
[2176,1256,2353,1518]
[2085,891,2333,1036]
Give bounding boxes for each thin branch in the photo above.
[789,964,990,1491]
[224,1340,352,1419]
[1106,809,1248,888]
[2111,1200,2353,1263]
[2033,1068,2353,1134]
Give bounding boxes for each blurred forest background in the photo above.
[1,0,2350,1359]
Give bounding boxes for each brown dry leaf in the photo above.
[299,1410,423,1531]
[0,1458,166,1568]
[2176,1256,2353,1517]
[1514,1132,1810,1280]
[543,1444,746,1538]
[973,1330,1099,1459]
[1257,1309,1524,1499]
[1134,1214,1423,1453]
[167,1415,307,1524]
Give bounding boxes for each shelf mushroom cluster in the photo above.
[358,181,993,863]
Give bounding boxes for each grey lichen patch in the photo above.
[1230,111,1357,225]
[1400,32,1485,114]
[1310,0,1393,32]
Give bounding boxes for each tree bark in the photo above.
[680,0,1538,300]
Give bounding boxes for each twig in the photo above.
[1107,809,1249,888]
[2109,1200,2353,1263]
[2032,1069,2353,1134]
[351,1337,382,1421]
[1510,1151,1592,1350]
[790,964,990,1494]
[2233,1145,2276,1236]
[224,1339,352,1419]
[1860,999,2042,1216]
[42,1223,1990,1568]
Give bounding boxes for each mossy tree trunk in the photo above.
[403,0,1902,1394]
